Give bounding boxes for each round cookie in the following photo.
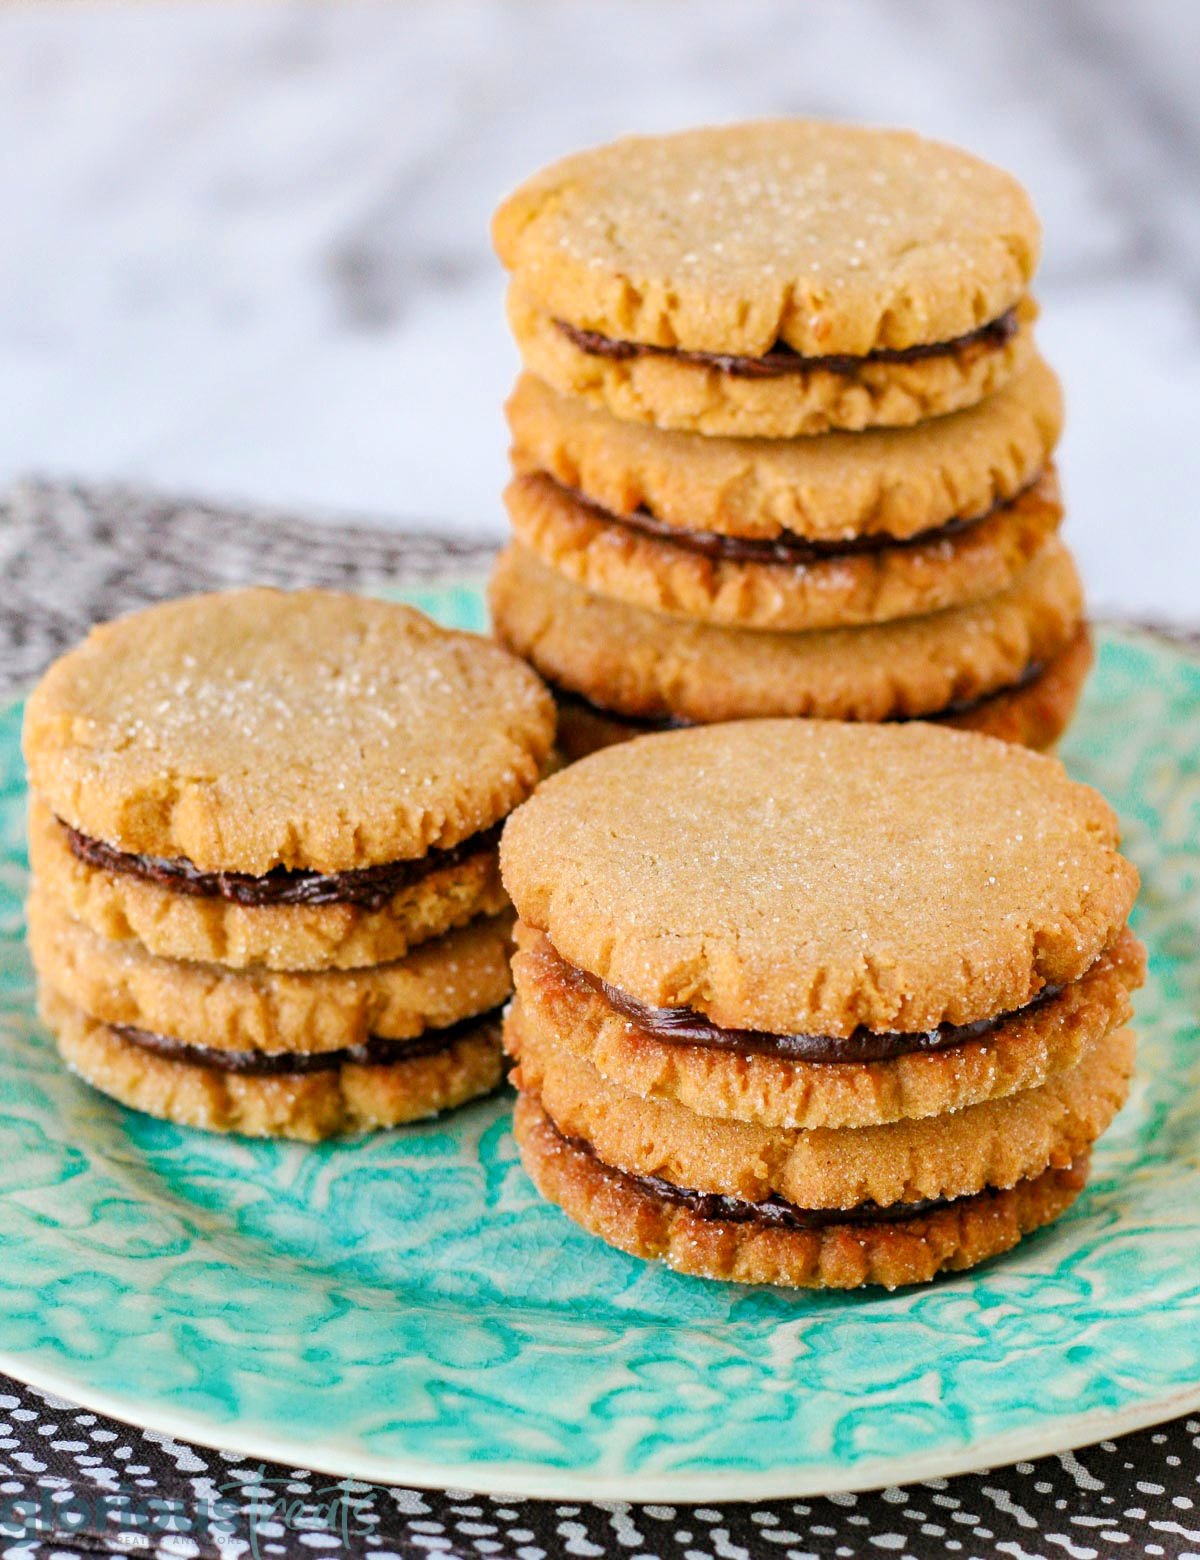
[550,623,1094,761]
[506,359,1064,543]
[507,1003,1134,1209]
[23,588,555,876]
[505,468,1062,632]
[514,1093,1090,1291]
[489,538,1084,728]
[28,885,515,1054]
[508,288,1037,438]
[44,988,502,1143]
[494,121,1040,358]
[552,631,1092,760]
[499,719,1139,1036]
[511,920,1144,1130]
[28,798,509,971]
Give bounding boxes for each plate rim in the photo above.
[5,1345,1200,1502]
[3,622,1200,1503]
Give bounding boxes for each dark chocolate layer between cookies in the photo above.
[64,821,504,911]
[540,1107,1074,1231]
[563,949,1065,1064]
[115,1004,506,1077]
[555,481,1010,565]
[556,308,1019,379]
[514,1089,1094,1289]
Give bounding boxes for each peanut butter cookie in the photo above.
[551,625,1092,761]
[29,886,515,1054]
[508,288,1037,437]
[505,467,1062,632]
[499,719,1138,1035]
[512,919,1143,1130]
[46,987,503,1142]
[24,587,554,876]
[490,538,1084,729]
[29,798,509,971]
[514,1093,1090,1291]
[508,1004,1134,1210]
[494,122,1039,358]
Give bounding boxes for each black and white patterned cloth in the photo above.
[1,480,1196,1560]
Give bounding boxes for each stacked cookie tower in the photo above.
[489,121,1090,760]
[24,589,554,1141]
[502,722,1144,1290]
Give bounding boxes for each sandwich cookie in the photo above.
[27,796,512,971]
[491,119,1092,757]
[504,466,1062,632]
[495,121,1041,435]
[41,986,507,1143]
[24,589,554,968]
[514,1093,1092,1293]
[507,288,1036,440]
[24,588,556,1137]
[27,886,515,1057]
[500,721,1142,1289]
[511,918,1144,1131]
[490,539,1090,759]
[505,358,1064,631]
[506,360,1064,546]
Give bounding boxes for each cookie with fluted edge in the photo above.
[494,121,1040,359]
[28,885,515,1054]
[28,798,509,972]
[499,719,1139,1037]
[508,288,1036,438]
[24,587,555,876]
[551,623,1093,762]
[512,919,1143,1130]
[44,987,503,1143]
[505,468,1062,632]
[507,1002,1134,1209]
[490,538,1084,728]
[507,359,1063,543]
[514,1093,1090,1291]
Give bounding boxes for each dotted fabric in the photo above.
[0,479,1196,1560]
[1,1380,1197,1559]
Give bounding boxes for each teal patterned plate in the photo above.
[1,605,1198,1501]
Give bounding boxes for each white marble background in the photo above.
[2,0,1198,621]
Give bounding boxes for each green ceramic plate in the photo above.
[1,601,1198,1501]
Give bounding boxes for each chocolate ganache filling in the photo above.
[570,484,988,567]
[556,307,1019,380]
[571,962,1062,1065]
[114,1004,505,1076]
[63,820,503,911]
[554,1120,1025,1229]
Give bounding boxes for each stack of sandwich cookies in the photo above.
[490,121,1091,759]
[501,722,1143,1290]
[25,589,555,1140]
[494,121,1039,437]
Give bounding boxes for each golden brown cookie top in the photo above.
[24,589,555,875]
[493,120,1040,357]
[500,720,1137,1036]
